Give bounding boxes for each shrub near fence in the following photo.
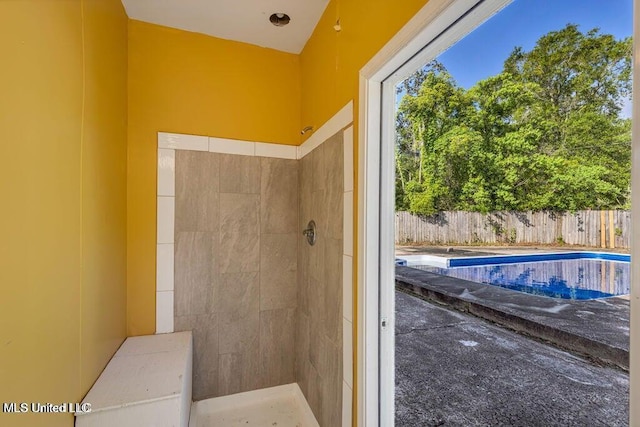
[395,210,630,249]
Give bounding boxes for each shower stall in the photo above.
[155,110,354,426]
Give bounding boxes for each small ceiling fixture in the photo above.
[269,13,290,27]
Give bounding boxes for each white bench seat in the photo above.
[76,332,193,427]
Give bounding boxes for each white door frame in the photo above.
[357,0,639,425]
[629,1,639,423]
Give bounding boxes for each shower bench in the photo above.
[75,331,193,427]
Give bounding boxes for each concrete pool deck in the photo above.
[395,265,630,369]
[395,290,629,426]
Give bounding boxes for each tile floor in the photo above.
[189,384,318,427]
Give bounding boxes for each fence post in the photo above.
[600,211,607,248]
[609,210,615,249]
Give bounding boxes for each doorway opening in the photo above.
[357,0,637,425]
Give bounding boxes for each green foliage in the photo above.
[396,25,632,215]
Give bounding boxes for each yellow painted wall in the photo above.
[0,1,128,426]
[80,0,128,393]
[126,21,301,335]
[300,0,429,134]
[299,0,430,423]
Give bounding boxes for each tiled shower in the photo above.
[297,132,344,426]
[156,121,353,425]
[173,151,299,399]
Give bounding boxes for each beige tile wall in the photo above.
[171,132,345,424]
[297,131,344,426]
[174,150,298,400]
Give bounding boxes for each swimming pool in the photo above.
[400,252,630,300]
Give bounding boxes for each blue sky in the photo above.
[437,0,633,89]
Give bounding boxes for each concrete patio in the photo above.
[395,265,630,370]
[395,244,630,368]
[395,290,629,426]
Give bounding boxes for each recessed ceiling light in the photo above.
[269,13,290,27]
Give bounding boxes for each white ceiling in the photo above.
[121,0,330,54]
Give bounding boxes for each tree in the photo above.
[396,25,632,215]
[395,61,471,213]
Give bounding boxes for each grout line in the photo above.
[258,157,263,340]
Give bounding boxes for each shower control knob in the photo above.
[302,220,317,246]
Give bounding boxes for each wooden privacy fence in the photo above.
[395,210,631,249]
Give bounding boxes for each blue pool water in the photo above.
[412,252,630,300]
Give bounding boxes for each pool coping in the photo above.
[395,265,630,370]
[397,251,630,267]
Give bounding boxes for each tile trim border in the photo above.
[341,125,355,427]
[298,101,354,159]
[159,132,300,159]
[156,101,354,426]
